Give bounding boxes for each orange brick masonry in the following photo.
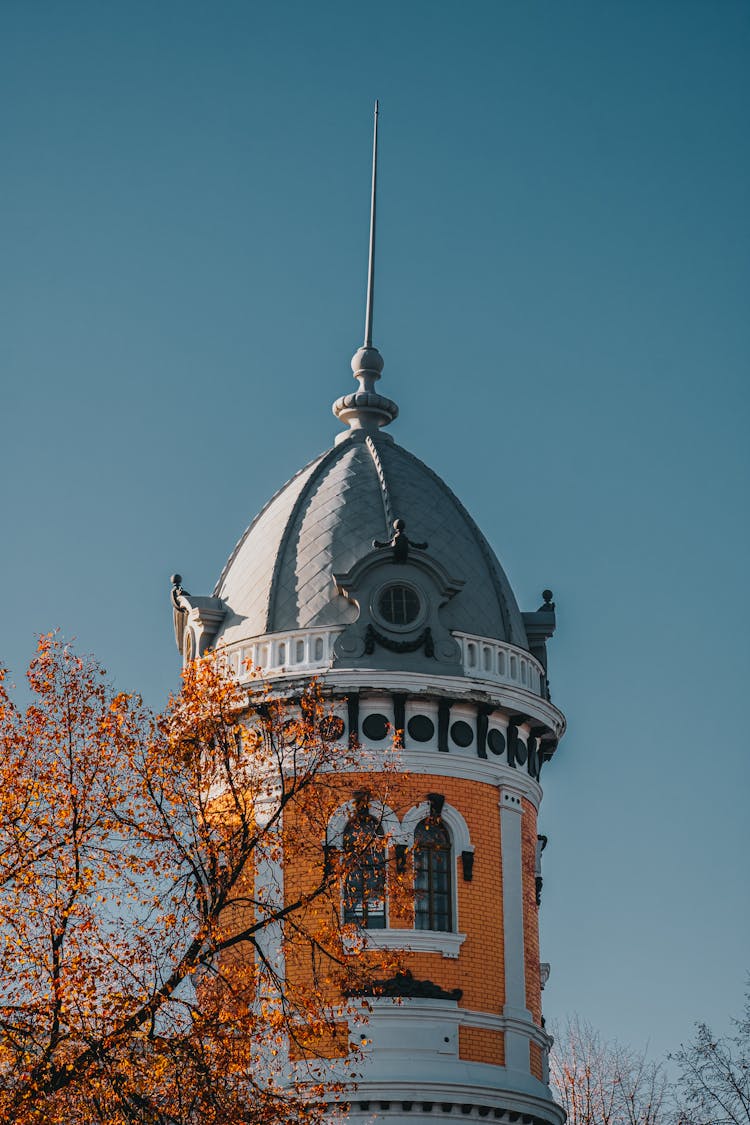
[280,771,545,1067]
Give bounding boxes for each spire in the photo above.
[333,100,398,440]
[364,99,378,349]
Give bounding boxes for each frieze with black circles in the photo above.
[346,692,547,780]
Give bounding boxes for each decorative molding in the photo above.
[221,661,566,740]
[352,928,467,960]
[400,755,543,808]
[335,1082,563,1125]
[399,801,474,854]
[347,969,462,1001]
[364,434,393,535]
[321,669,566,738]
[335,547,463,606]
[364,623,435,657]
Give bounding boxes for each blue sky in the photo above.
[2,0,748,1062]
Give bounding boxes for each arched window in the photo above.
[414,817,452,932]
[342,807,386,930]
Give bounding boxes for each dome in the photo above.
[212,430,528,653]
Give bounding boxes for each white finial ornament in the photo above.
[333,100,398,439]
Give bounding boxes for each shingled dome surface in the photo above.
[212,433,528,651]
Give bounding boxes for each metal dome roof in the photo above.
[212,430,528,651]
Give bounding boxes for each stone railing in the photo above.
[452,631,545,696]
[225,626,345,680]
[223,626,545,696]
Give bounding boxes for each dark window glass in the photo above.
[378,584,420,625]
[414,817,452,932]
[515,740,528,765]
[342,812,386,929]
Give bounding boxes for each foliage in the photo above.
[550,1015,669,1125]
[671,986,750,1125]
[0,634,403,1124]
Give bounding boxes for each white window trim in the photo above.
[398,801,473,854]
[329,799,398,930]
[345,927,467,960]
[399,801,473,936]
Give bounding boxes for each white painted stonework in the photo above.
[320,998,563,1125]
[221,629,552,703]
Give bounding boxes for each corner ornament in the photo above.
[373,518,428,563]
[170,573,189,653]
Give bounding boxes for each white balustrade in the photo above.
[225,626,345,680]
[224,626,544,695]
[452,631,544,696]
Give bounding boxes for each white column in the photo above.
[500,787,532,1072]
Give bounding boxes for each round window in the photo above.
[377,584,421,626]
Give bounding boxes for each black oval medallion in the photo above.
[282,718,300,745]
[407,715,435,743]
[362,713,390,742]
[450,720,474,747]
[515,739,528,765]
[487,728,506,756]
[319,715,345,741]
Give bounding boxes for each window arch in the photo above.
[341,805,387,930]
[400,799,474,936]
[414,816,452,932]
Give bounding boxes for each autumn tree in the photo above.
[550,1015,669,1125]
[671,985,750,1125]
[0,634,404,1125]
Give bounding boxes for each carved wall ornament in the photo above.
[364,623,435,657]
[346,969,462,1002]
[373,518,428,563]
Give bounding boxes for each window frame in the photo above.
[341,808,388,930]
[370,579,427,634]
[413,816,453,933]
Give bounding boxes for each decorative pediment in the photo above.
[334,547,463,606]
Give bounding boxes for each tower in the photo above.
[171,105,566,1125]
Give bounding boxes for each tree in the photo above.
[550,1015,669,1125]
[671,987,750,1125]
[0,634,403,1124]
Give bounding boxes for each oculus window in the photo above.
[377,584,421,626]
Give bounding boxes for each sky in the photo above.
[2,0,748,1065]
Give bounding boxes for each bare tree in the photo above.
[550,1015,669,1125]
[671,986,750,1125]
